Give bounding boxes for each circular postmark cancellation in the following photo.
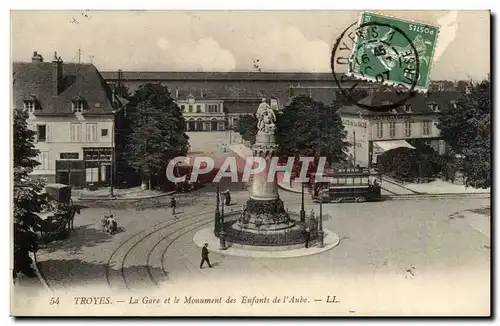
[331,20,421,111]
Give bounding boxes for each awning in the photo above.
[373,140,415,154]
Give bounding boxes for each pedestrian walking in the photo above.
[171,197,177,215]
[304,227,311,248]
[200,243,212,269]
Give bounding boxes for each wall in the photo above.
[341,116,371,166]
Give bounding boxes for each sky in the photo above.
[10,10,490,80]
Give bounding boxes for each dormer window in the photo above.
[404,104,412,113]
[72,95,86,113]
[24,101,35,113]
[73,101,84,112]
[23,95,38,113]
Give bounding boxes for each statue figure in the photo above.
[309,209,315,221]
[256,98,276,134]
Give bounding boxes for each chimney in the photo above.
[31,51,44,63]
[200,89,204,98]
[51,51,63,96]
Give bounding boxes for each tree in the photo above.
[378,144,445,183]
[13,108,46,278]
[236,114,258,145]
[275,95,349,166]
[437,79,491,188]
[126,83,190,190]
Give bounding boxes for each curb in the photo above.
[277,182,303,194]
[30,251,53,293]
[75,191,175,202]
[193,227,340,259]
[385,193,490,200]
[381,177,422,194]
[278,182,490,199]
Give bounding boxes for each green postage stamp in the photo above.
[347,11,440,92]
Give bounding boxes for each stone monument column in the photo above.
[233,98,293,231]
[250,133,279,201]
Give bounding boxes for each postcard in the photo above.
[10,9,491,316]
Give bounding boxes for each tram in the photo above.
[308,167,383,203]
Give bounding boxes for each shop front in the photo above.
[82,147,113,188]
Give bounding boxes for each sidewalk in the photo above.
[75,186,174,200]
[403,179,490,195]
[277,172,304,194]
[229,143,253,159]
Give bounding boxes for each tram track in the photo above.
[105,209,217,291]
[145,216,214,286]
[36,198,304,291]
[111,199,304,290]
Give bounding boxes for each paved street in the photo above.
[30,185,489,301]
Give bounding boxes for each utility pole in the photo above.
[219,194,227,250]
[353,129,356,166]
[215,184,221,231]
[110,111,115,198]
[77,48,81,64]
[318,196,324,247]
[110,89,116,198]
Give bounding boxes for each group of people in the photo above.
[101,214,118,235]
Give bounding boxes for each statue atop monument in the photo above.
[256,98,276,134]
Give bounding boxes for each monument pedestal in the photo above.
[222,98,314,248]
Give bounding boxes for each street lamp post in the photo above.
[318,196,324,248]
[110,109,117,199]
[219,192,227,250]
[215,184,221,231]
[300,182,306,223]
[353,129,356,166]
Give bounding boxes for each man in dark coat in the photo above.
[200,243,212,269]
[304,227,311,248]
[171,197,177,215]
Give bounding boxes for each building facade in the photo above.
[172,89,280,132]
[339,92,459,167]
[175,91,226,131]
[13,51,124,188]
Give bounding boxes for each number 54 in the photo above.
[49,297,60,305]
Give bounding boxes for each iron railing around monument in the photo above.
[214,210,318,247]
